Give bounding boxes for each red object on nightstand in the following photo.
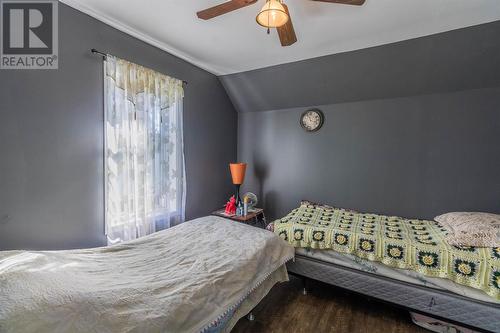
[225,196,237,215]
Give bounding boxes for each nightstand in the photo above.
[211,208,267,229]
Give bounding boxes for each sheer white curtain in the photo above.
[104,55,185,245]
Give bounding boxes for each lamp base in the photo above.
[234,184,241,206]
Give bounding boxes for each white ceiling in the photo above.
[61,0,500,75]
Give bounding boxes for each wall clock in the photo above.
[300,109,324,132]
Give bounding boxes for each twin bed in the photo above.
[1,203,499,332]
[274,201,500,332]
[0,216,294,333]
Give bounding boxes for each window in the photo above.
[104,55,185,245]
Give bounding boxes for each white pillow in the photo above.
[435,212,500,247]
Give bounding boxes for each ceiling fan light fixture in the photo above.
[256,0,289,29]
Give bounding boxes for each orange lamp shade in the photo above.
[229,163,247,185]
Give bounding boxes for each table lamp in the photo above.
[229,163,247,205]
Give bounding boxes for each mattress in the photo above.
[296,248,499,304]
[0,216,295,333]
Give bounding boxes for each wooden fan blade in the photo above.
[197,0,257,20]
[277,4,297,47]
[312,0,365,5]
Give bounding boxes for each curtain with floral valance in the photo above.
[104,55,185,245]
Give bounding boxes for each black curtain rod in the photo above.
[91,48,188,86]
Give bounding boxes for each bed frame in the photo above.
[287,254,500,333]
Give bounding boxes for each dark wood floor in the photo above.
[232,276,427,333]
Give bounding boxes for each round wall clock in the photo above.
[300,109,324,132]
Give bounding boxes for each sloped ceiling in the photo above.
[220,21,500,112]
[61,0,500,75]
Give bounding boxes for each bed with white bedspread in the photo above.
[0,216,294,333]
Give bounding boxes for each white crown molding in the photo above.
[59,0,221,75]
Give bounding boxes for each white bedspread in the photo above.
[0,216,294,333]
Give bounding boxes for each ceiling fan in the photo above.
[196,0,365,47]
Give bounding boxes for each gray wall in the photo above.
[0,4,237,250]
[238,88,500,220]
[223,21,500,220]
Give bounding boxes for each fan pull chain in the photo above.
[267,0,270,34]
